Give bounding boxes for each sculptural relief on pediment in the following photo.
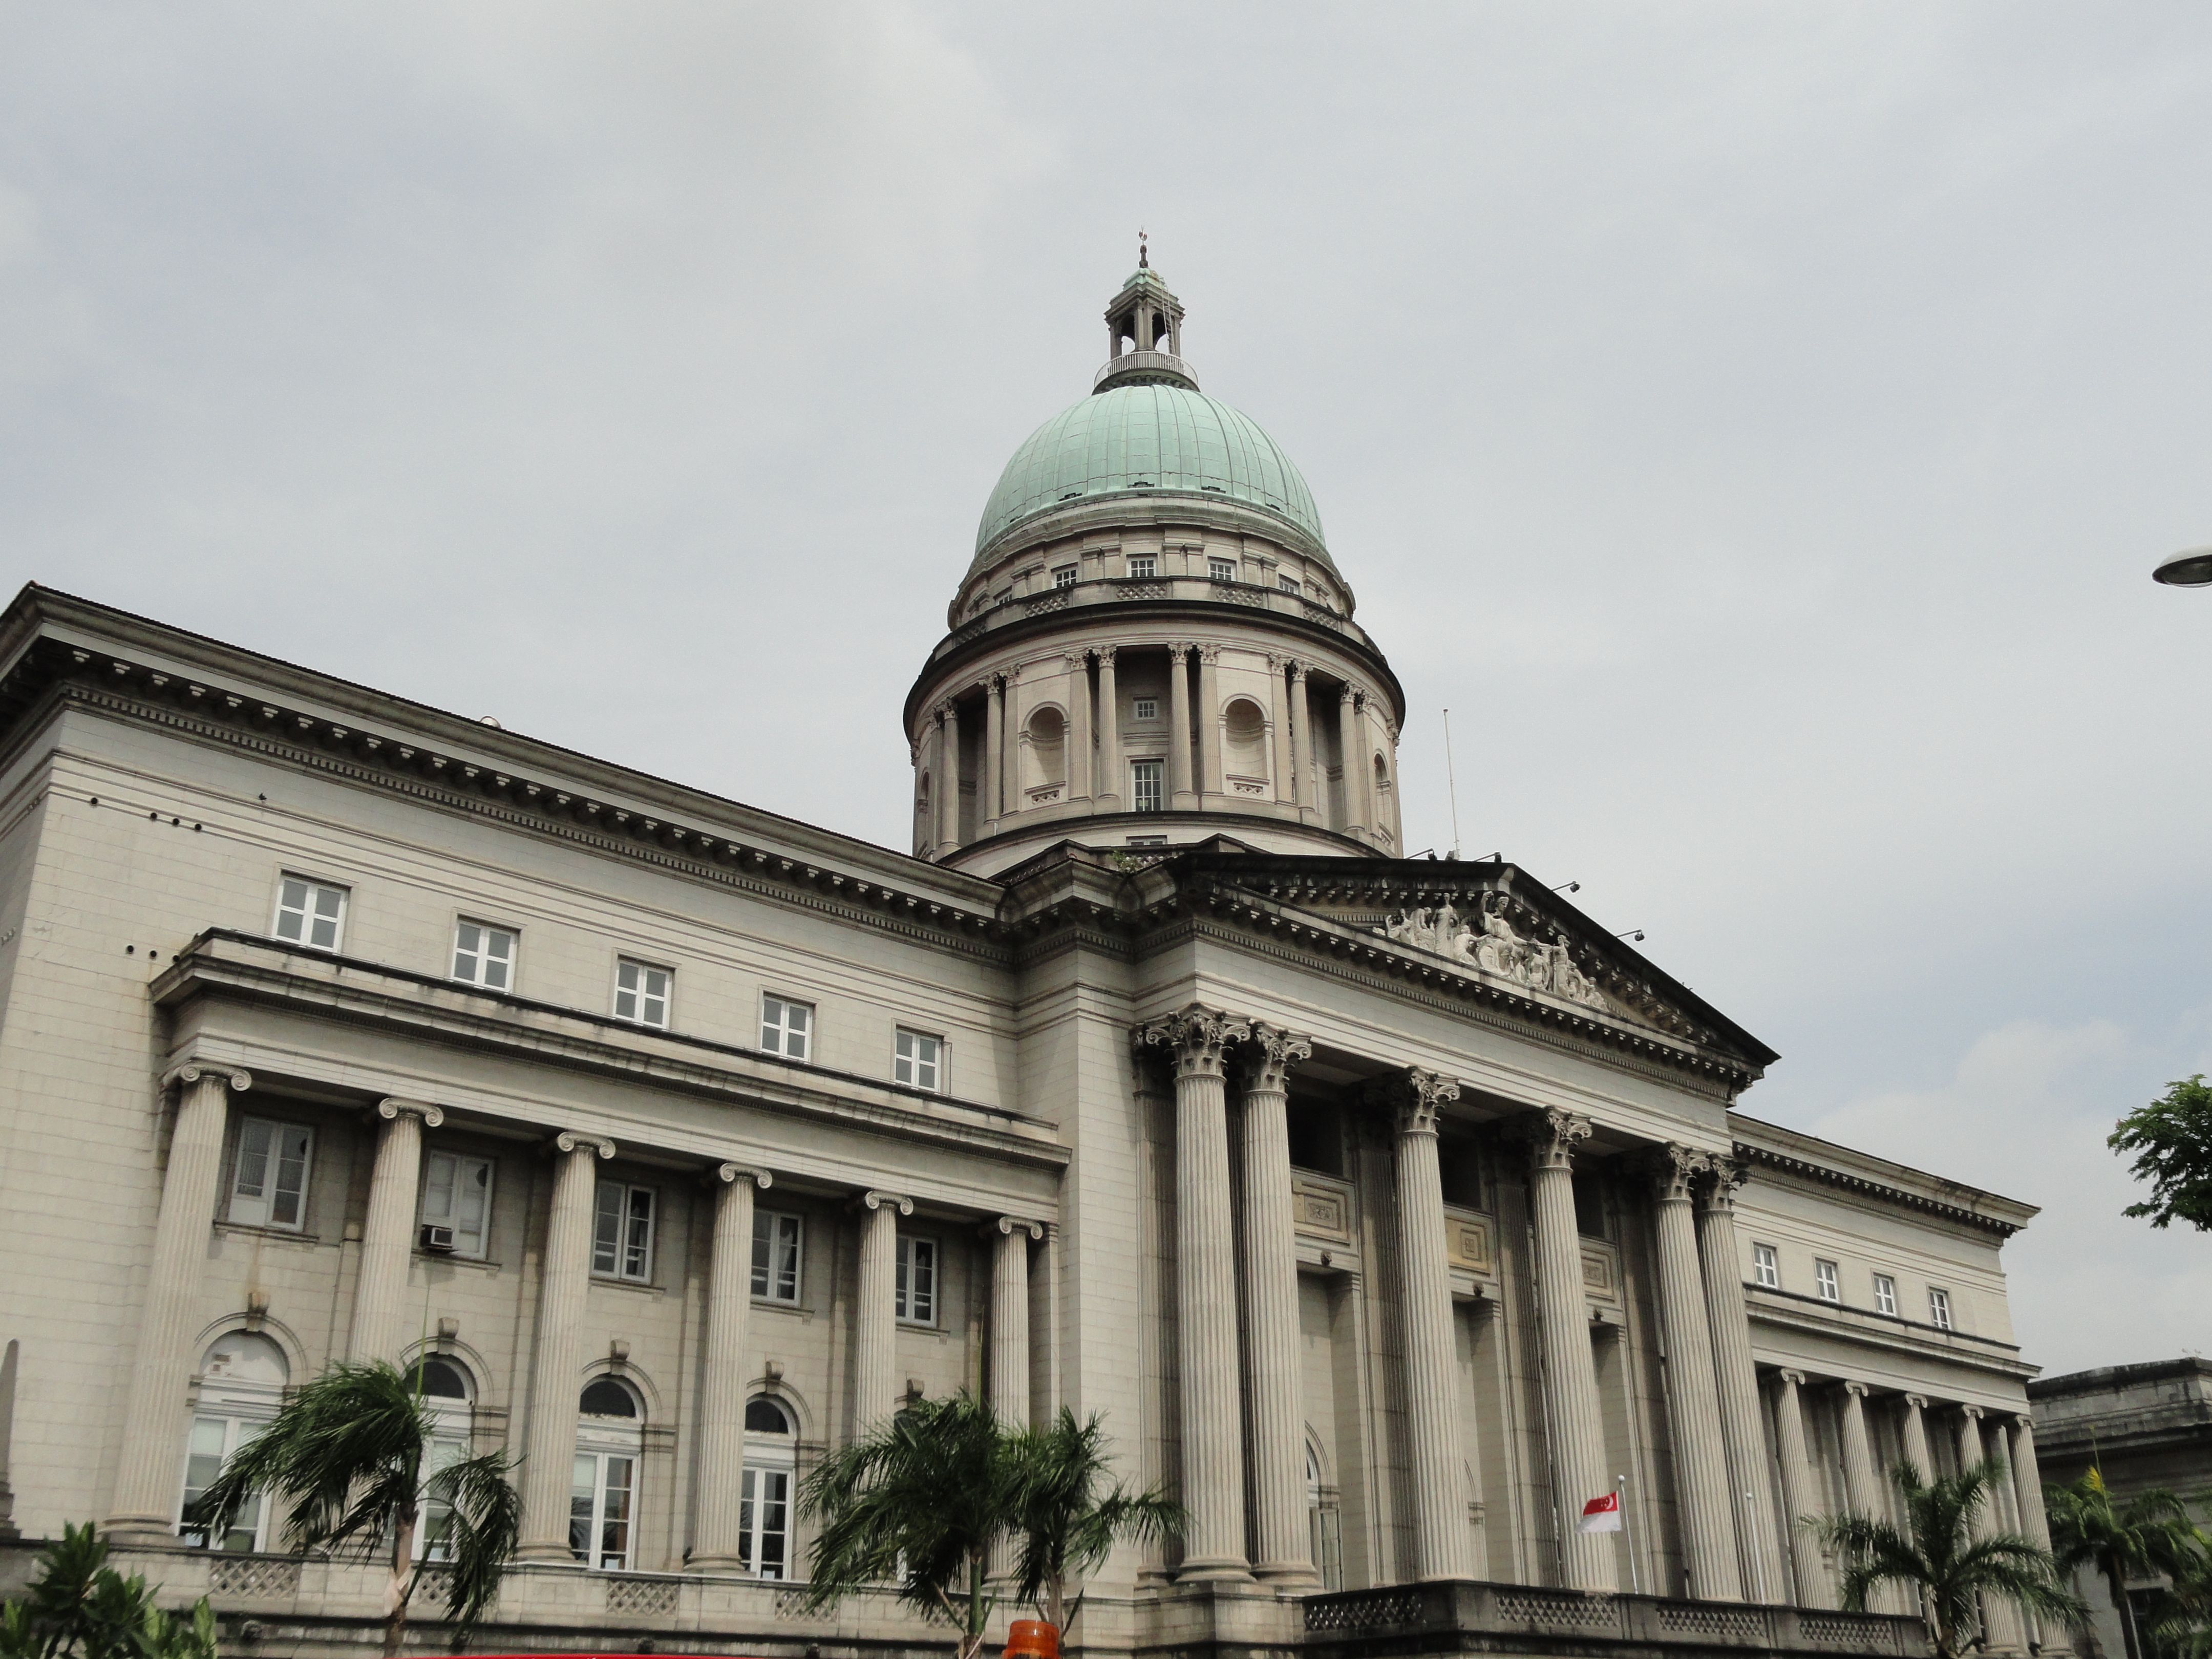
[1374,895,1612,1013]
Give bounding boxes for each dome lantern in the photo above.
[1096,239,1197,395]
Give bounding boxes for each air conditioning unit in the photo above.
[419,1224,456,1253]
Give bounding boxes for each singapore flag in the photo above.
[1577,1492,1624,1534]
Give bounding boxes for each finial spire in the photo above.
[1138,227,1147,269]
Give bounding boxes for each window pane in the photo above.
[599,1456,633,1568]
[592,1182,623,1275]
[270,1126,311,1228]
[739,1467,757,1571]
[570,1455,596,1561]
[309,886,342,949]
[235,1119,271,1203]
[455,1158,490,1252]
[482,928,512,989]
[454,924,480,980]
[757,1468,788,1578]
[423,1152,456,1222]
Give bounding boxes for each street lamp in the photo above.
[2154,546,2212,587]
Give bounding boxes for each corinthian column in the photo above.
[1095,649,1122,813]
[1773,1370,1831,1607]
[1287,662,1312,821]
[1696,1159,1785,1602]
[1267,657,1293,806]
[350,1099,444,1362]
[1380,1068,1475,1581]
[854,1190,913,1431]
[1137,1005,1254,1582]
[518,1131,615,1561]
[1517,1109,1615,1591]
[987,1216,1043,1426]
[1646,1145,1742,1601]
[934,702,959,856]
[692,1162,772,1569]
[1067,652,1093,805]
[1236,1025,1316,1585]
[1167,645,1197,810]
[1197,645,1224,804]
[1336,686,1366,836]
[107,1066,251,1543]
[983,676,1005,832]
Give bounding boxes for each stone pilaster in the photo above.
[1239,1024,1317,1586]
[1645,1145,1741,1601]
[1137,1004,1253,1583]
[691,1162,772,1569]
[1378,1067,1475,1581]
[107,1066,251,1543]
[350,1099,444,1362]
[1167,645,1198,810]
[1516,1108,1615,1591]
[1696,1159,1786,1602]
[854,1190,913,1432]
[1095,648,1121,812]
[1772,1370,1831,1608]
[518,1131,615,1561]
[987,1216,1043,1427]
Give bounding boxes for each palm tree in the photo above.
[2047,1468,2208,1659]
[189,1360,520,1659]
[1005,1409,1183,1629]
[0,1522,217,1659]
[799,1392,1013,1659]
[1813,1460,2083,1659]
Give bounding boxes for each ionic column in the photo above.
[1287,662,1312,820]
[1237,1025,1316,1585]
[349,1099,444,1362]
[518,1131,615,1561]
[1646,1146,1742,1601]
[984,676,1005,831]
[1137,1005,1254,1582]
[107,1066,251,1542]
[1095,648,1122,812]
[934,701,959,855]
[854,1191,913,1431]
[1958,1408,2026,1651]
[1337,686,1367,837]
[2008,1415,2070,1654]
[690,1162,773,1568]
[1839,1382,1880,1521]
[1381,1068,1475,1581]
[1773,1370,1831,1608]
[1986,1411,2039,1650]
[987,1217,1043,1426]
[1697,1160,1786,1602]
[1196,645,1224,803]
[1167,645,1198,810]
[1517,1109,1615,1591]
[1067,652,1093,804]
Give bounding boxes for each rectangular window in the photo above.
[180,1415,265,1550]
[739,1464,791,1579]
[450,921,516,990]
[1208,557,1236,582]
[894,1029,943,1092]
[1132,696,1158,720]
[896,1235,938,1325]
[1929,1287,1953,1330]
[613,959,670,1028]
[592,1181,655,1282]
[1752,1243,1779,1289]
[751,1209,802,1303]
[1871,1273,1897,1316]
[1052,565,1076,589]
[419,1151,494,1259]
[229,1117,313,1230]
[1125,835,1167,847]
[1125,554,1157,579]
[570,1452,634,1570]
[1815,1259,1840,1303]
[1131,758,1165,813]
[760,994,813,1060]
[272,874,347,952]
[1278,575,1301,594]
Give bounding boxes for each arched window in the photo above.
[1224,698,1268,783]
[409,1358,475,1561]
[572,1377,643,1570]
[739,1394,797,1579]
[1024,708,1066,793]
[180,1333,288,1550]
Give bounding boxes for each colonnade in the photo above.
[105,1069,1052,1563]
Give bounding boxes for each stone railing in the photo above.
[1303,1580,1926,1656]
[929,575,1376,667]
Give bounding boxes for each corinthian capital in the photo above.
[1243,1023,1313,1094]
[1365,1067,1460,1135]
[1643,1142,1709,1203]
[1135,1004,1251,1079]
[1698,1155,1749,1211]
[1511,1108,1594,1172]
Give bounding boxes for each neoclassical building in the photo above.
[0,264,2053,1659]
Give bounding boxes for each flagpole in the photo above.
[1618,1474,1641,1597]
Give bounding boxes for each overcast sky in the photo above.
[6,3,2210,1376]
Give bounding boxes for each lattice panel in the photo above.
[1799,1612,1898,1650]
[207,1557,301,1600]
[1495,1590,1619,1630]
[607,1577,680,1615]
[1656,1604,1767,1641]
[1303,1590,1423,1632]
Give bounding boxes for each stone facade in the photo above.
[0,270,2051,1659]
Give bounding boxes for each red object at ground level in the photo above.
[1005,1620,1061,1659]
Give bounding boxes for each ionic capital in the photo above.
[1243,1022,1313,1094]
[1366,1067,1460,1136]
[984,1215,1046,1241]
[1778,1368,1809,1388]
[1135,1004,1251,1080]
[856,1189,914,1217]
[172,1064,253,1094]
[375,1098,445,1129]
[1644,1142,1710,1203]
[1842,1379,1871,1399]
[712,1163,773,1189]
[1960,1403,1986,1422]
[1511,1108,1593,1172]
[550,1131,616,1160]
[1903,1393,1930,1411]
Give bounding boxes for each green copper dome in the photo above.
[973,384,1329,565]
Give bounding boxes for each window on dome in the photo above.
[1133,697,1158,721]
[1052,565,1076,589]
[1279,575,1302,594]
[1208,558,1236,583]
[1126,555,1157,579]
[1131,759,1164,813]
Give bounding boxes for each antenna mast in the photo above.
[1442,707,1462,858]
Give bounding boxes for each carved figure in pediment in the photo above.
[1382,906,1441,953]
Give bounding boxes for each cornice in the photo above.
[1732,1137,2028,1238]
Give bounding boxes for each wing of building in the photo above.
[0,263,2052,1659]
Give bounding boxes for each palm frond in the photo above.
[426,1451,523,1630]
